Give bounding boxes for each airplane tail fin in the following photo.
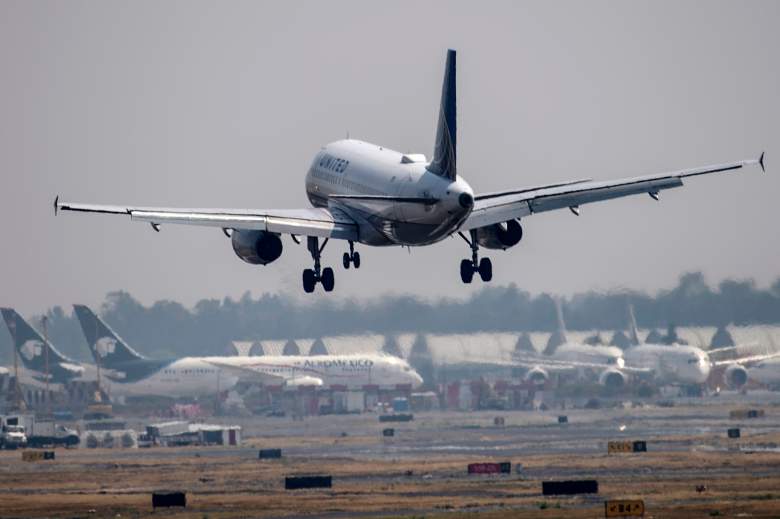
[627,303,641,346]
[0,308,71,370]
[428,49,457,181]
[543,298,568,355]
[556,298,568,344]
[73,304,146,368]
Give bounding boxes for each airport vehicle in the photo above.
[0,308,95,390]
[0,423,27,450]
[54,50,766,293]
[26,420,80,448]
[73,305,423,396]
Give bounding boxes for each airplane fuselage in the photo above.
[625,344,711,385]
[98,354,422,398]
[306,139,475,246]
[748,359,780,385]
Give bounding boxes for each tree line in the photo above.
[1,272,779,363]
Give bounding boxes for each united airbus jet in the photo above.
[56,50,765,293]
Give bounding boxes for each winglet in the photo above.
[759,151,765,172]
[54,195,59,216]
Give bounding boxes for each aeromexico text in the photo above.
[302,359,374,369]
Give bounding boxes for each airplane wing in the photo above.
[712,351,780,367]
[55,200,358,241]
[462,154,765,231]
[499,354,653,374]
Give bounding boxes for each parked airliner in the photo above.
[511,301,638,389]
[623,306,776,389]
[55,50,765,293]
[73,305,422,397]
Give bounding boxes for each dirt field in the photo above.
[3,404,780,518]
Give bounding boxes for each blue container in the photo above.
[392,398,409,412]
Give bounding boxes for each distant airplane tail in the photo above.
[73,304,146,368]
[627,304,641,346]
[556,298,569,344]
[0,308,72,370]
[543,298,568,355]
[428,49,457,181]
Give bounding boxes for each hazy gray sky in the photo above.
[1,0,778,315]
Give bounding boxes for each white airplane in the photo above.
[73,305,422,397]
[511,301,635,388]
[622,305,777,389]
[1,308,95,391]
[747,358,780,387]
[54,49,766,293]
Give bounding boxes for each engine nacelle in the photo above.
[524,366,549,386]
[475,220,523,250]
[231,230,283,265]
[723,364,748,389]
[599,368,626,390]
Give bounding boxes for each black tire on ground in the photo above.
[478,257,493,282]
[460,259,474,284]
[342,252,351,269]
[302,269,316,293]
[352,251,361,269]
[321,267,335,292]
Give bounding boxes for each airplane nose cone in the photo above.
[410,371,424,388]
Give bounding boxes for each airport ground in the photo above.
[3,393,780,518]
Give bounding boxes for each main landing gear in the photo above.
[342,240,361,269]
[303,236,334,293]
[458,230,492,284]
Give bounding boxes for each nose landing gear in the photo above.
[303,236,335,293]
[458,230,492,283]
[342,241,361,269]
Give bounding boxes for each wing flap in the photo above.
[57,202,358,240]
[462,156,763,231]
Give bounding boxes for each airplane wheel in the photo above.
[342,252,351,269]
[302,269,316,293]
[321,267,335,292]
[460,259,474,284]
[478,257,493,282]
[352,252,361,269]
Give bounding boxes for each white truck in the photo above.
[27,420,79,448]
[1,423,28,449]
[1,415,78,448]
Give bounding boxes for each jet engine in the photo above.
[475,220,523,250]
[524,366,549,386]
[723,364,748,389]
[231,230,283,265]
[599,368,626,390]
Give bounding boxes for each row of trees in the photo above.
[1,272,779,363]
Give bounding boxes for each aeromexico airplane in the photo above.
[55,50,766,293]
[73,305,422,397]
[1,308,95,390]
